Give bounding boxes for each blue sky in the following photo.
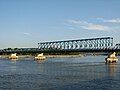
[0,0,120,49]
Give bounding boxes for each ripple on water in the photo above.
[0,56,120,90]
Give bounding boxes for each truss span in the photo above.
[38,37,113,51]
[113,44,120,49]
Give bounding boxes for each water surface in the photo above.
[0,56,120,90]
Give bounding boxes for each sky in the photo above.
[0,0,120,49]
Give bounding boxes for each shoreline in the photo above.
[0,54,108,59]
[0,55,84,58]
[45,55,84,58]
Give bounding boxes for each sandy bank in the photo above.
[0,54,84,59]
[45,55,84,58]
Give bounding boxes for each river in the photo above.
[0,56,120,90]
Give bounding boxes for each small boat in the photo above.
[9,53,18,60]
[105,52,118,63]
[35,53,46,60]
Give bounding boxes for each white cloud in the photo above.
[96,18,120,23]
[105,18,120,23]
[23,32,31,36]
[68,19,109,31]
[68,20,88,25]
[81,24,109,31]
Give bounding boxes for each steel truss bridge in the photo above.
[0,37,120,54]
[38,37,113,51]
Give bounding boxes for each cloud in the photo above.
[105,18,120,23]
[81,24,109,30]
[68,20,88,25]
[68,19,109,31]
[23,32,31,36]
[96,18,120,23]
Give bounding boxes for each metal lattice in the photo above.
[113,44,120,49]
[38,37,113,50]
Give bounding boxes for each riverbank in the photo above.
[0,54,84,58]
[0,53,119,59]
[45,54,84,58]
[0,55,34,59]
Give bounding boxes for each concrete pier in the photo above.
[105,52,118,63]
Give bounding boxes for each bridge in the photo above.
[37,37,120,54]
[38,37,113,50]
[0,37,120,54]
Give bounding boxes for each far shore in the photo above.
[0,53,111,59]
[0,54,84,58]
[0,54,119,60]
[45,55,84,58]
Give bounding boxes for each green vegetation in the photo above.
[0,48,120,56]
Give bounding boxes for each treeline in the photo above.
[1,48,120,56]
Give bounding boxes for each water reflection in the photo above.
[35,59,47,64]
[10,59,18,61]
[107,63,117,77]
